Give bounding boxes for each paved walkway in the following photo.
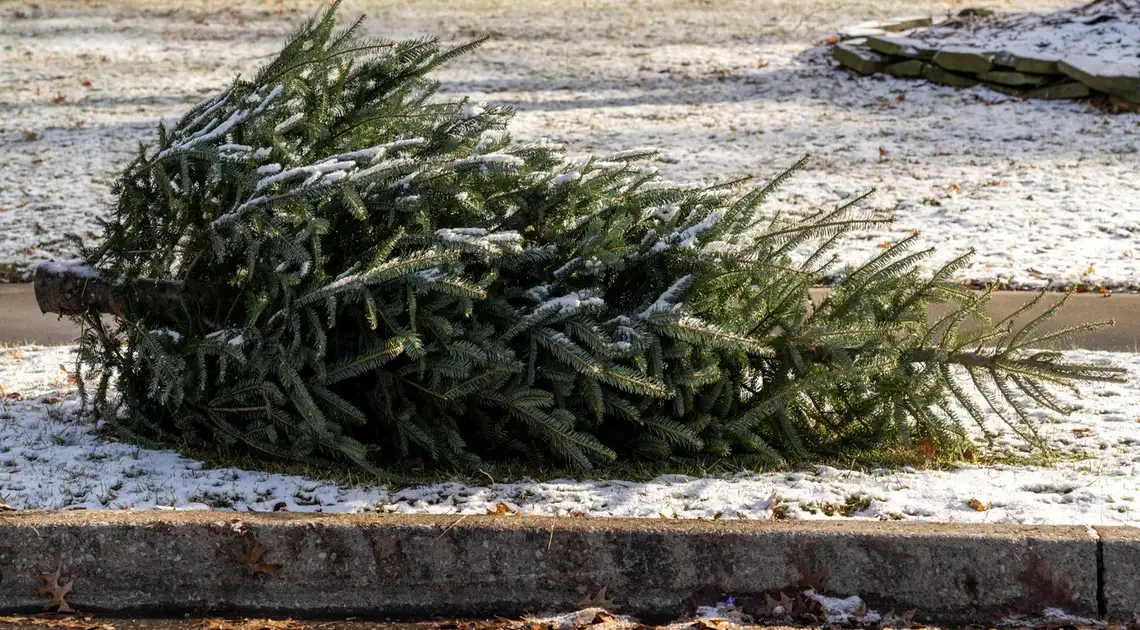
[1,284,1135,350]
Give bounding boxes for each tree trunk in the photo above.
[34,262,184,318]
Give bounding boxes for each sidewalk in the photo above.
[1,284,1136,350]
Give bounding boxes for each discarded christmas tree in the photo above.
[37,1,1126,473]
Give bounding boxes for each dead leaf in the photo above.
[853,600,869,619]
[895,92,906,102]
[80,80,92,88]
[797,556,829,590]
[0,615,113,629]
[967,498,989,512]
[486,502,517,516]
[231,540,282,578]
[199,619,301,630]
[579,586,619,611]
[51,93,66,104]
[40,568,75,613]
[1072,427,1092,438]
[24,131,39,142]
[763,591,795,616]
[917,437,939,461]
[948,182,961,194]
[878,146,888,162]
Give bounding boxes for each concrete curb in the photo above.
[0,512,1131,622]
[2,284,1138,350]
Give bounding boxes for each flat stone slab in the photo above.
[837,25,887,40]
[885,59,927,78]
[0,513,1100,622]
[993,50,1061,75]
[864,35,937,60]
[932,47,995,74]
[1059,56,1140,104]
[1025,81,1091,100]
[982,82,1026,97]
[977,70,1051,87]
[838,16,935,40]
[833,41,891,75]
[923,64,981,88]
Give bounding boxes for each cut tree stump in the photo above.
[34,261,184,318]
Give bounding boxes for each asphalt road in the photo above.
[1,283,1137,350]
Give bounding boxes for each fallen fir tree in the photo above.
[36,1,1126,474]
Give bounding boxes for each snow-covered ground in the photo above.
[1,0,1138,288]
[2,344,1139,525]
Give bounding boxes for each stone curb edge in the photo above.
[0,512,1137,622]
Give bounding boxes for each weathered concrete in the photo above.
[0,512,1101,622]
[0,284,77,346]
[1095,526,1140,620]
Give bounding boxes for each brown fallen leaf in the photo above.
[231,540,282,578]
[486,502,518,516]
[579,586,619,611]
[199,619,301,630]
[797,556,829,590]
[763,591,795,616]
[967,498,989,512]
[0,615,113,629]
[1072,427,1092,438]
[40,568,75,613]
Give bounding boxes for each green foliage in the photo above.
[71,1,1126,474]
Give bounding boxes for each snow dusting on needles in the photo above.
[461,102,487,119]
[1,345,1139,521]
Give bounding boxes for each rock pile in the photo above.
[832,5,1140,110]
